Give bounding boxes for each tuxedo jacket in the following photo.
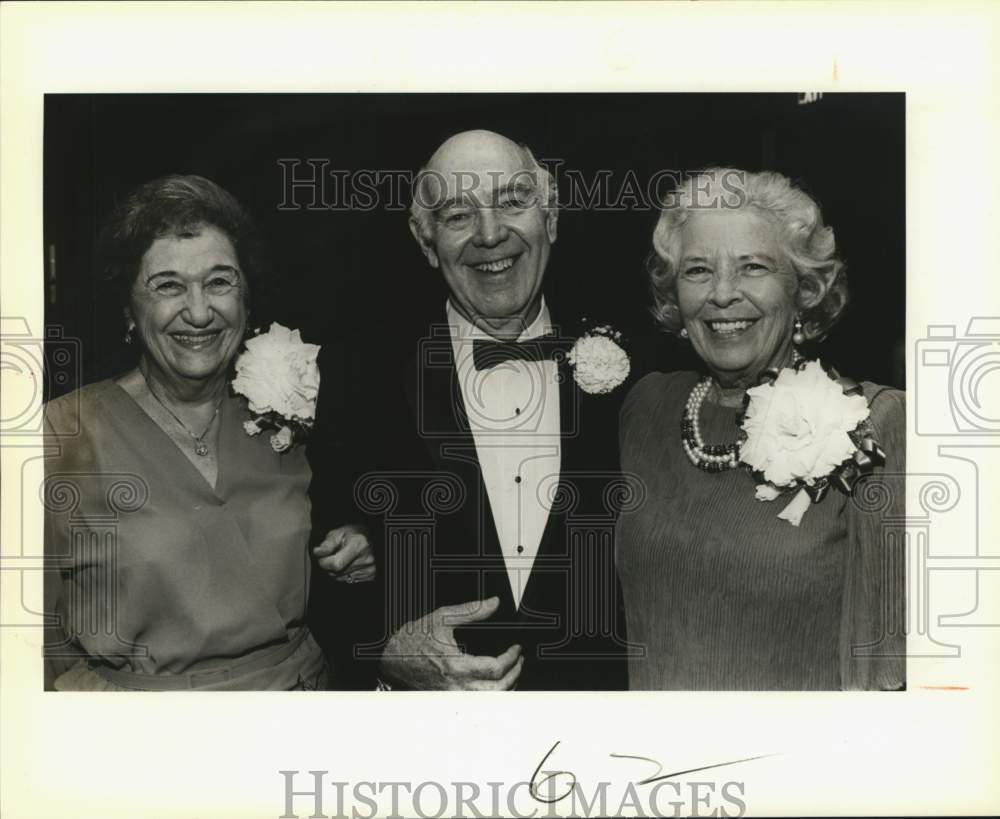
[309,309,639,690]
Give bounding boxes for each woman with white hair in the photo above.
[616,168,905,690]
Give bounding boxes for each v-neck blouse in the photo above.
[44,379,314,677]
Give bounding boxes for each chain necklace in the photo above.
[146,383,223,457]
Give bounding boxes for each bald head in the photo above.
[426,129,527,176]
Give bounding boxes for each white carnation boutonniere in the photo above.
[232,322,321,453]
[739,359,886,526]
[567,324,631,395]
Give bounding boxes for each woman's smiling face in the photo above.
[676,208,799,388]
[127,225,247,390]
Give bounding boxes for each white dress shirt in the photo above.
[447,299,562,608]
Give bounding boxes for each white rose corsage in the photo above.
[567,324,630,395]
[232,322,321,453]
[739,359,886,526]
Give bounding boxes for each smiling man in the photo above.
[408,130,557,340]
[319,129,635,690]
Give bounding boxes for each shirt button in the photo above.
[514,407,521,415]
[514,475,522,484]
[517,545,524,554]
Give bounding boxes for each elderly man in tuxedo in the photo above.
[315,129,635,690]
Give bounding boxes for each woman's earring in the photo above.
[792,316,806,346]
[679,327,689,339]
[124,323,136,345]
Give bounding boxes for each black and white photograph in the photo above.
[2,3,998,819]
[40,92,905,693]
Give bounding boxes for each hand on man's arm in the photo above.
[379,596,523,691]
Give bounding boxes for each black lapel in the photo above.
[401,321,471,473]
[516,309,625,621]
[515,322,583,620]
[401,318,514,608]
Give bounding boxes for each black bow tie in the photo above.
[472,333,571,371]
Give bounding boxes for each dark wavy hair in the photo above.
[647,168,849,341]
[99,174,267,323]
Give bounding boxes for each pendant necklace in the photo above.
[146,384,223,457]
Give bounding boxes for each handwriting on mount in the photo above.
[529,740,773,804]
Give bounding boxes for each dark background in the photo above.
[44,93,905,419]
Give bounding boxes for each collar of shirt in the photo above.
[445,298,554,369]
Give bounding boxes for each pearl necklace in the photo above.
[680,377,741,472]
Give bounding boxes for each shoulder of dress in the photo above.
[47,378,117,405]
[43,379,119,433]
[623,370,696,408]
[856,383,906,474]
[859,382,905,425]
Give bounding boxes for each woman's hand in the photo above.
[313,524,376,583]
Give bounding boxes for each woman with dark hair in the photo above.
[43,175,373,690]
[617,169,905,690]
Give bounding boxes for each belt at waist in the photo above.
[91,627,311,691]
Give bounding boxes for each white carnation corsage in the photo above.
[739,359,886,526]
[232,322,321,453]
[567,324,630,395]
